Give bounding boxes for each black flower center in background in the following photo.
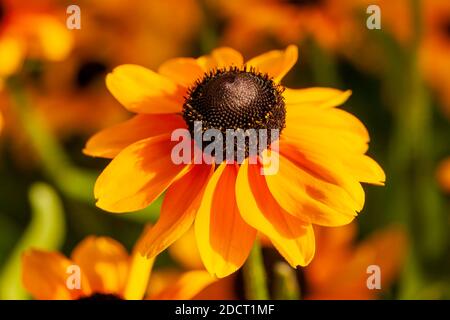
[442,18,450,39]
[75,61,108,89]
[183,67,285,161]
[285,0,323,8]
[78,293,123,300]
[0,1,5,25]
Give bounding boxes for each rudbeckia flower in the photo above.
[0,0,72,88]
[85,45,385,278]
[22,231,216,300]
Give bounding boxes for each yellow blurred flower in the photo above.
[304,224,407,299]
[21,229,216,300]
[0,0,72,88]
[85,45,385,278]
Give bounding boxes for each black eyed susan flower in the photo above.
[84,45,385,278]
[22,230,215,300]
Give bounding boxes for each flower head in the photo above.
[85,45,385,278]
[21,229,215,300]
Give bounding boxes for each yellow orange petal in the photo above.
[196,54,217,72]
[246,45,298,82]
[343,155,386,186]
[196,47,244,72]
[149,271,216,300]
[71,237,129,296]
[123,227,154,300]
[263,153,357,227]
[211,47,244,68]
[84,114,185,159]
[195,163,257,278]
[141,163,214,259]
[22,249,85,300]
[236,160,315,267]
[106,64,182,114]
[279,138,366,211]
[94,134,189,213]
[284,88,352,108]
[286,106,369,143]
[169,227,204,270]
[158,58,204,88]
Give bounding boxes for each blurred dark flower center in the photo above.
[183,67,285,159]
[78,293,123,300]
[0,2,5,24]
[443,19,450,38]
[285,0,323,7]
[75,61,108,89]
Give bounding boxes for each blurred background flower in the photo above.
[0,0,448,301]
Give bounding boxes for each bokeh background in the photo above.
[0,0,449,300]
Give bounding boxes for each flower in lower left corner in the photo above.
[21,230,216,300]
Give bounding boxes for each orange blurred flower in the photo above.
[21,229,216,300]
[0,0,72,88]
[420,0,450,117]
[348,0,450,117]
[436,157,450,193]
[85,45,385,278]
[304,223,407,299]
[210,0,356,55]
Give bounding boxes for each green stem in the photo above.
[0,183,65,299]
[387,0,447,298]
[243,241,269,300]
[273,262,300,300]
[309,41,342,87]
